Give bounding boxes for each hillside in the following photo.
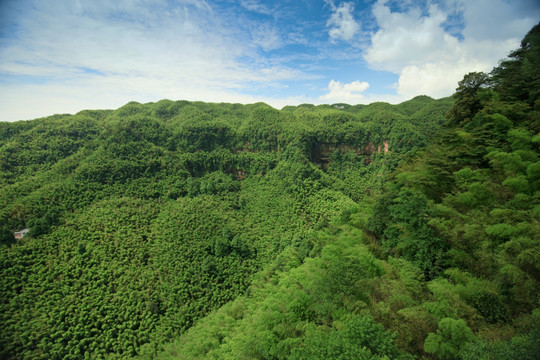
[0,94,451,359]
[154,24,540,360]
[1,23,539,360]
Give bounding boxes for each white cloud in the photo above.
[250,23,283,51]
[327,2,360,41]
[397,60,486,99]
[240,0,273,15]
[319,80,369,103]
[364,0,540,99]
[0,0,308,121]
[365,2,459,73]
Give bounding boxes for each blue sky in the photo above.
[0,0,539,121]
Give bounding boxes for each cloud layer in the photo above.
[0,0,304,120]
[0,0,539,120]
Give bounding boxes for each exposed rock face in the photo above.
[310,141,389,167]
[365,143,375,153]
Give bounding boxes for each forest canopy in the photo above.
[1,22,539,360]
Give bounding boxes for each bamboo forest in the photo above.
[1,22,539,360]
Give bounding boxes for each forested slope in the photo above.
[0,89,450,359]
[156,23,540,360]
[1,23,539,360]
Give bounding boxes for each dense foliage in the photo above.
[156,23,540,360]
[0,92,450,358]
[1,23,539,360]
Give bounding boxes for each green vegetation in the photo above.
[1,22,539,360]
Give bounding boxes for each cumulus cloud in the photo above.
[327,2,360,41]
[365,2,459,73]
[319,80,369,103]
[397,60,487,99]
[364,0,540,99]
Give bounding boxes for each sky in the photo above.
[0,0,539,121]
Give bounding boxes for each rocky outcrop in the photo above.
[311,140,389,167]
